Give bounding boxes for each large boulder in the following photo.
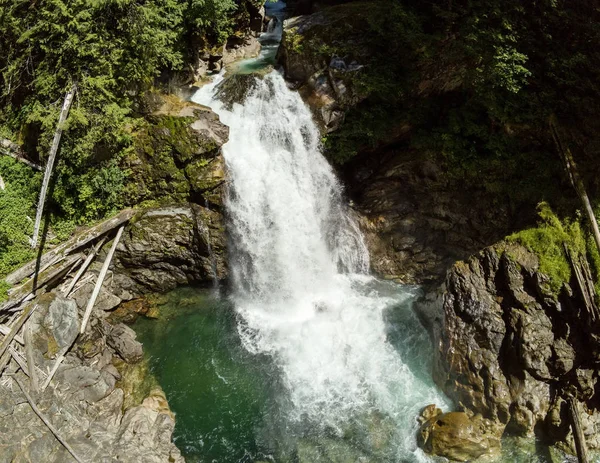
[124,98,229,208]
[418,405,503,462]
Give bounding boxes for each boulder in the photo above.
[107,323,143,363]
[29,294,80,363]
[418,406,503,461]
[125,99,229,208]
[115,204,227,292]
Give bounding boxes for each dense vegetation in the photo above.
[0,0,260,284]
[296,0,600,290]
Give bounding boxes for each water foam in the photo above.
[192,71,448,460]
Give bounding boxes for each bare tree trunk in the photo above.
[80,225,125,334]
[64,236,107,297]
[0,303,38,374]
[550,120,600,257]
[569,398,590,463]
[0,174,5,190]
[7,208,135,286]
[24,322,39,393]
[31,84,77,249]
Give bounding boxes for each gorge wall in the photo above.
[277,1,600,459]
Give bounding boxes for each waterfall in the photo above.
[192,71,448,461]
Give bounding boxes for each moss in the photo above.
[507,202,590,293]
[114,357,159,411]
[45,335,60,359]
[0,280,10,303]
[284,27,304,54]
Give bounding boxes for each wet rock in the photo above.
[223,35,261,66]
[107,323,143,363]
[418,407,503,461]
[214,73,261,109]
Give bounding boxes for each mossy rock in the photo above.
[214,72,263,109]
[123,99,228,207]
[114,357,159,411]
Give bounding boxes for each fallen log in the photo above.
[9,346,48,381]
[14,375,84,463]
[568,397,590,463]
[551,120,600,257]
[64,236,107,297]
[80,225,125,334]
[0,138,43,171]
[0,324,24,345]
[5,208,135,286]
[9,347,30,376]
[0,302,37,373]
[564,244,599,323]
[41,350,66,391]
[31,84,77,249]
[0,253,84,313]
[24,322,39,392]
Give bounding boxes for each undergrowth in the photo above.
[508,202,600,294]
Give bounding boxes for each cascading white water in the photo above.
[193,71,449,461]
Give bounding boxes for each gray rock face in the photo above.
[115,204,227,293]
[107,323,143,363]
[1,293,182,463]
[348,154,517,286]
[278,13,368,133]
[422,242,600,454]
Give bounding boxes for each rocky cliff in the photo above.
[277,0,566,287]
[0,92,230,462]
[417,242,600,457]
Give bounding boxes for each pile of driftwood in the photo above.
[0,208,135,463]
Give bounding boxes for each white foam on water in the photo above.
[192,71,449,461]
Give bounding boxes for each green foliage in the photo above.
[0,280,10,302]
[508,203,590,292]
[0,157,39,277]
[0,0,248,276]
[189,0,238,43]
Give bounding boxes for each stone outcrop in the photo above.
[417,242,600,458]
[278,7,370,132]
[115,205,226,293]
[0,293,183,463]
[125,99,229,208]
[347,151,519,286]
[278,1,537,284]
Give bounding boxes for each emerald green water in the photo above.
[134,287,278,462]
[133,284,444,463]
[133,286,576,463]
